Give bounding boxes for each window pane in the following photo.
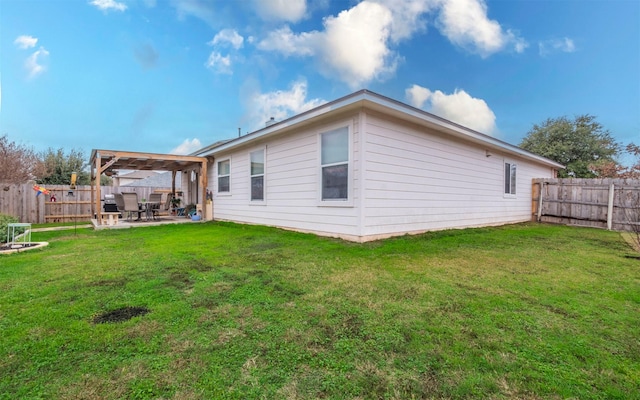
[322,164,348,200]
[218,160,230,176]
[250,150,264,175]
[504,163,511,194]
[510,164,517,195]
[321,127,348,165]
[251,176,264,200]
[218,176,230,192]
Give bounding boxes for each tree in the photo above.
[623,143,640,178]
[0,134,46,183]
[589,143,640,178]
[519,115,620,178]
[38,147,91,185]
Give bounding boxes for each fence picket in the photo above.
[533,178,640,231]
[0,183,173,223]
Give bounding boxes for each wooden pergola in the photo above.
[90,149,209,223]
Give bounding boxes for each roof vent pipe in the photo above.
[265,117,276,127]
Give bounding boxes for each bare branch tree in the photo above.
[0,135,46,184]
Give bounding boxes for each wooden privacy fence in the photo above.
[532,178,640,231]
[0,183,173,223]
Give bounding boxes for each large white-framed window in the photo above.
[250,148,265,202]
[217,158,230,194]
[504,161,517,196]
[320,125,350,202]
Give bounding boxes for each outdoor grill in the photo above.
[103,194,118,212]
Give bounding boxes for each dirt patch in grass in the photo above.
[92,306,150,324]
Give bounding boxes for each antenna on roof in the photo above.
[265,117,276,127]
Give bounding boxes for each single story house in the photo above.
[193,89,563,242]
[113,170,159,187]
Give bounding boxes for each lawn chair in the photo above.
[147,193,163,220]
[121,192,141,221]
[114,193,125,217]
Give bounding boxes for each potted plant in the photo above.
[170,197,181,215]
[184,203,196,218]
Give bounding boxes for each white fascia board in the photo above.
[198,90,564,169]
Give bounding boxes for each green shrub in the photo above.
[0,214,20,244]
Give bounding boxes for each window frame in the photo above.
[216,158,231,195]
[249,147,266,204]
[504,160,517,197]
[317,122,353,207]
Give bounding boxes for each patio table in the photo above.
[139,202,160,221]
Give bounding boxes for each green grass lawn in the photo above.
[1,222,638,399]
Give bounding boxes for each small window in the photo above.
[504,162,516,195]
[321,127,349,200]
[218,159,230,193]
[250,149,264,201]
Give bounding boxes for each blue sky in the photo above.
[2,0,638,160]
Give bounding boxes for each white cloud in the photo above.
[25,47,50,79]
[205,52,232,74]
[254,0,307,22]
[257,0,525,87]
[209,29,244,50]
[258,1,397,89]
[539,37,576,56]
[320,2,396,88]
[171,138,202,155]
[244,80,325,130]
[258,26,317,56]
[372,0,435,42]
[406,84,496,134]
[89,0,127,12]
[406,84,432,108]
[14,35,38,49]
[171,0,216,25]
[436,0,527,57]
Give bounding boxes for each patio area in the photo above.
[91,213,201,230]
[89,149,210,226]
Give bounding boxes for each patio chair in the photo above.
[148,193,163,219]
[121,192,141,221]
[114,193,125,217]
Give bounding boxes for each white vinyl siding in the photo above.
[210,116,361,239]
[360,113,549,238]
[207,108,555,242]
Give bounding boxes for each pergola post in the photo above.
[199,160,208,220]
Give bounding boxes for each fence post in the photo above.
[607,183,615,230]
